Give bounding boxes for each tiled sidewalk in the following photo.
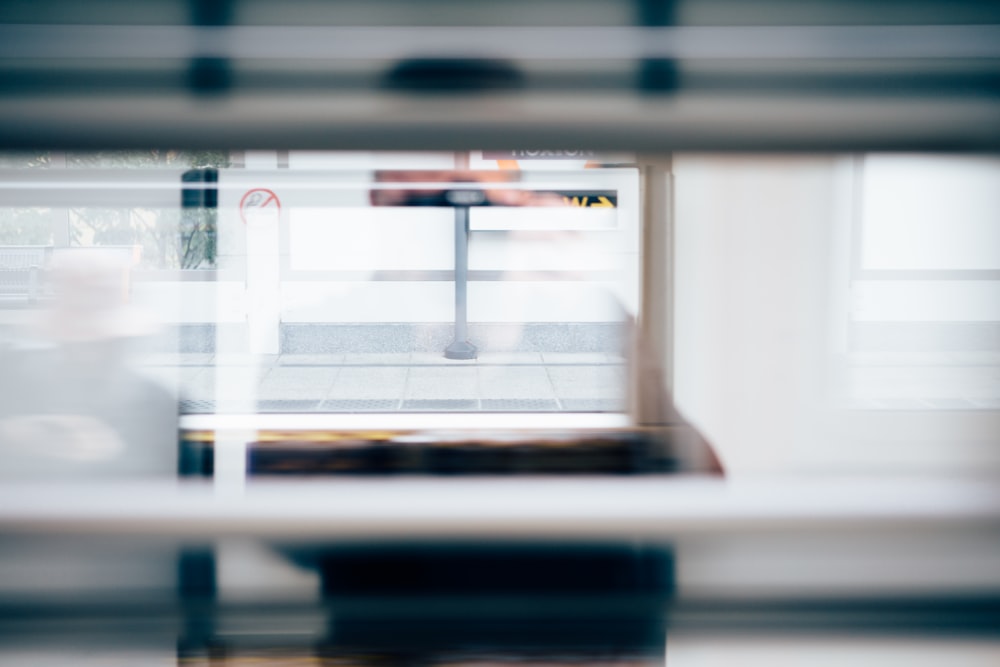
[138,352,628,413]
[135,350,1000,413]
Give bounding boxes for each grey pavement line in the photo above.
[543,363,566,412]
[848,365,1000,372]
[397,366,413,410]
[475,361,484,407]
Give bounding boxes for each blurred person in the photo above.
[371,168,722,473]
[625,309,724,475]
[0,249,177,479]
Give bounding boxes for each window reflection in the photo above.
[0,151,637,416]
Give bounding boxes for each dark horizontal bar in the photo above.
[2,25,1000,60]
[2,594,999,637]
[1,68,998,97]
[2,93,997,152]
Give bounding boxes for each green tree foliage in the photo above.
[0,153,54,245]
[0,152,53,169]
[0,207,52,245]
[66,150,229,170]
[2,150,229,269]
[178,207,217,270]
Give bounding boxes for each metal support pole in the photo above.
[444,205,477,359]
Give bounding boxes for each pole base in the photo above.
[444,340,478,360]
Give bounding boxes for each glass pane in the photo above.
[0,151,639,422]
[672,153,1000,475]
[860,156,1000,271]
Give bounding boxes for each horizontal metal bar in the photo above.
[1,25,999,61]
[2,476,998,538]
[1,67,997,99]
[0,181,619,191]
[0,177,618,192]
[1,596,999,637]
[855,269,1000,281]
[283,270,621,282]
[132,269,228,282]
[1,94,997,152]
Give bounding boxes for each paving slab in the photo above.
[406,366,479,399]
[213,353,280,367]
[478,366,556,399]
[547,365,624,400]
[277,353,344,366]
[541,352,610,365]
[327,366,408,400]
[410,352,478,366]
[137,353,214,366]
[257,366,338,400]
[341,352,413,366]
[401,398,480,411]
[475,351,544,365]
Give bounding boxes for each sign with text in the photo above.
[554,190,617,208]
[483,150,599,160]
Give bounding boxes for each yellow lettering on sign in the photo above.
[562,195,616,208]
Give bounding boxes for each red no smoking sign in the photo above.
[239,188,281,224]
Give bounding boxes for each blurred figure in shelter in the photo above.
[0,249,177,479]
[371,168,723,474]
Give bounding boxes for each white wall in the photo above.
[132,281,245,324]
[671,155,1000,476]
[861,156,1000,271]
[212,165,640,325]
[672,155,843,474]
[852,281,1000,321]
